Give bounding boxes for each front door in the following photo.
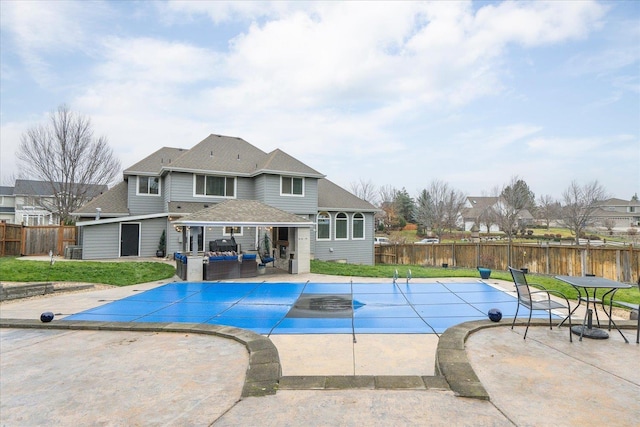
[120,223,140,256]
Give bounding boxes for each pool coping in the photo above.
[2,317,635,400]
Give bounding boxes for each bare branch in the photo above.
[560,180,609,244]
[349,178,378,205]
[16,104,121,223]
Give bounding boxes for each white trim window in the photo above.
[137,176,160,196]
[335,212,348,240]
[317,211,331,240]
[281,176,304,196]
[352,212,365,239]
[223,226,243,236]
[195,175,235,197]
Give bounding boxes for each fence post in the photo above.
[545,244,550,275]
[56,225,62,256]
[20,226,27,256]
[0,222,4,257]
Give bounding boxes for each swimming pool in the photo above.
[63,281,550,335]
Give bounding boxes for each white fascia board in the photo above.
[162,166,252,177]
[251,169,325,179]
[77,213,169,226]
[317,206,380,213]
[173,220,314,228]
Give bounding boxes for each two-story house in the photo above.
[0,186,15,223]
[72,134,379,273]
[461,196,534,233]
[1,180,107,225]
[592,198,640,230]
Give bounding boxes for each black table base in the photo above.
[571,325,609,339]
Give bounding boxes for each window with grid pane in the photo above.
[352,213,364,239]
[281,176,304,196]
[317,212,330,240]
[195,175,235,197]
[138,176,159,195]
[336,212,348,239]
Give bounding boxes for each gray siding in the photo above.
[168,172,246,204]
[81,223,120,259]
[311,212,375,265]
[202,226,260,253]
[261,174,318,215]
[166,224,182,256]
[168,172,193,202]
[139,218,167,257]
[128,176,165,215]
[236,177,255,199]
[81,217,169,260]
[163,173,171,208]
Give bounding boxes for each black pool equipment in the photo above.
[488,308,502,322]
[40,312,54,323]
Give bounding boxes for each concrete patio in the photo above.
[1,271,638,426]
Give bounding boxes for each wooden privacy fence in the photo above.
[375,242,639,283]
[0,223,22,257]
[0,223,77,257]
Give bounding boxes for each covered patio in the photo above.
[171,199,314,279]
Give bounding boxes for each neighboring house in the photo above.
[461,196,534,232]
[0,186,15,223]
[461,197,500,232]
[72,134,379,272]
[0,180,107,225]
[592,198,640,230]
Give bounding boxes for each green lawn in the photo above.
[0,257,175,286]
[310,260,640,307]
[1,257,636,308]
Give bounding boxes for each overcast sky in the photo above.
[1,1,638,201]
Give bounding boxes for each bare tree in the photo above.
[491,176,534,242]
[602,218,616,236]
[560,180,609,245]
[377,185,398,230]
[16,104,121,224]
[349,178,378,205]
[537,194,561,230]
[415,180,466,238]
[443,186,467,233]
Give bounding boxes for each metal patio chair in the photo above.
[509,267,573,342]
[608,278,639,344]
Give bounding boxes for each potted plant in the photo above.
[477,266,491,279]
[156,230,166,258]
[477,254,493,279]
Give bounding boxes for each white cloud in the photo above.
[0,1,110,86]
[163,0,290,25]
[1,1,636,200]
[96,37,222,84]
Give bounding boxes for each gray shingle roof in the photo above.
[164,134,269,175]
[160,134,324,178]
[168,201,216,215]
[14,179,107,197]
[0,186,13,196]
[124,147,188,175]
[173,199,313,226]
[317,179,378,212]
[72,181,129,217]
[259,149,324,177]
[600,198,640,207]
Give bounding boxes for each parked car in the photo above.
[416,238,439,244]
[374,236,390,245]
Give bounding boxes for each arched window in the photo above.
[352,213,364,239]
[336,212,348,240]
[317,212,330,240]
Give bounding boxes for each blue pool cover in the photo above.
[63,281,554,335]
